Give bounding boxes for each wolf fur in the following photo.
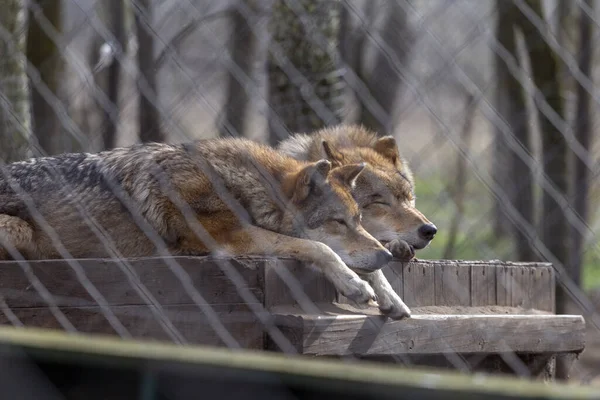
[278,124,438,318]
[0,137,397,309]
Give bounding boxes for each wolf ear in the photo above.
[293,159,332,202]
[332,163,366,188]
[321,140,344,167]
[373,136,400,164]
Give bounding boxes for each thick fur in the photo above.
[0,138,397,309]
[278,125,438,318]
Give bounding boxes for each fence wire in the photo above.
[0,0,600,394]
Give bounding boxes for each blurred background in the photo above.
[1,0,600,384]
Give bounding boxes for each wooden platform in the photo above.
[0,256,584,379]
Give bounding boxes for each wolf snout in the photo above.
[418,223,437,241]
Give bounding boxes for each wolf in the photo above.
[0,137,398,310]
[278,124,438,318]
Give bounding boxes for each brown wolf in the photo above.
[278,125,438,318]
[0,138,393,308]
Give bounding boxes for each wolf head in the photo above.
[278,125,437,254]
[282,159,392,273]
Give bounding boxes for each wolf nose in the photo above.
[374,249,393,268]
[418,223,438,241]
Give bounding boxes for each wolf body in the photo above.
[0,137,395,308]
[278,125,438,318]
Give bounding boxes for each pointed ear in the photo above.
[293,159,332,202]
[332,163,366,188]
[321,140,344,167]
[373,135,400,164]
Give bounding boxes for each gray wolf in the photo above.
[0,137,393,308]
[278,124,438,318]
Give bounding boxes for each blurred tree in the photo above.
[516,0,570,313]
[26,0,65,155]
[493,1,535,261]
[0,0,31,162]
[134,0,163,143]
[220,0,270,137]
[89,0,126,150]
[347,1,412,135]
[444,93,476,260]
[267,0,345,145]
[570,0,594,297]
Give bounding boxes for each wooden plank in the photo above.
[532,266,554,313]
[0,327,597,400]
[264,258,336,309]
[402,261,435,306]
[496,265,510,306]
[271,310,586,356]
[0,257,265,308]
[471,263,496,306]
[434,261,470,306]
[0,304,264,349]
[510,266,527,308]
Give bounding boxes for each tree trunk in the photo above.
[443,94,476,259]
[134,0,163,143]
[26,0,64,155]
[495,1,536,261]
[0,0,31,162]
[267,0,344,145]
[220,0,269,138]
[516,0,570,310]
[357,0,412,135]
[570,0,594,291]
[91,0,126,150]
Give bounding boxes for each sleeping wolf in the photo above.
[278,125,438,318]
[0,138,393,308]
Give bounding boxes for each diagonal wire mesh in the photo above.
[0,0,600,393]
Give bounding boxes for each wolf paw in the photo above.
[385,239,415,262]
[376,287,411,320]
[339,276,378,306]
[380,301,411,320]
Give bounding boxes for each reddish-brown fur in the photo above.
[0,137,401,312]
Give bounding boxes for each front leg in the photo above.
[178,223,378,306]
[362,269,411,320]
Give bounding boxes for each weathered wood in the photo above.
[268,307,585,356]
[402,261,435,306]
[0,258,556,311]
[0,257,265,307]
[532,266,555,312]
[435,261,470,306]
[0,304,264,348]
[263,258,336,310]
[359,353,555,381]
[471,263,497,306]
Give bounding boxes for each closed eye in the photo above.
[367,201,389,207]
[333,219,347,226]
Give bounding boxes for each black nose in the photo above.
[374,249,393,267]
[418,223,437,241]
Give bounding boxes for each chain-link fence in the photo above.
[1,0,600,395]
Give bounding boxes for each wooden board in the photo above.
[0,257,265,307]
[401,261,435,306]
[471,263,496,306]
[0,304,264,349]
[268,307,585,356]
[0,257,558,348]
